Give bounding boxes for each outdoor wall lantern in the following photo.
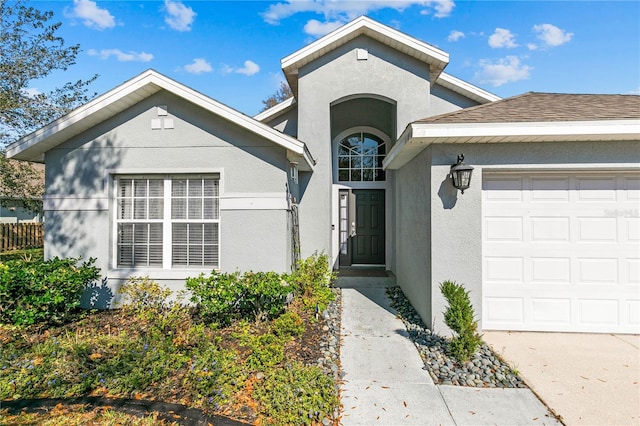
[450,154,474,194]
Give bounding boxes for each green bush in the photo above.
[440,280,483,362]
[118,276,172,318]
[254,362,338,425]
[273,311,305,337]
[186,270,293,325]
[0,257,100,325]
[290,252,335,295]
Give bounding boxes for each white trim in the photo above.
[333,126,392,185]
[385,119,640,170]
[481,164,640,173]
[220,197,288,210]
[107,268,218,280]
[7,70,315,171]
[282,16,448,75]
[253,97,296,122]
[435,73,501,104]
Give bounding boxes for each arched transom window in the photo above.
[337,132,386,182]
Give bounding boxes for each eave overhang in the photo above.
[7,70,315,171]
[281,16,449,97]
[384,119,640,170]
[253,97,296,123]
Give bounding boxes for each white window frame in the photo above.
[113,174,220,271]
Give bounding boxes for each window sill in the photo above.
[108,268,219,281]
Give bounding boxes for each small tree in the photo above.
[260,81,293,111]
[440,280,482,362]
[0,0,97,210]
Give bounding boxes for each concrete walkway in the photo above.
[484,331,640,425]
[338,276,559,425]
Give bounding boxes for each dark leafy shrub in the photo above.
[0,257,100,325]
[273,311,305,337]
[186,270,293,325]
[440,280,483,362]
[253,362,338,425]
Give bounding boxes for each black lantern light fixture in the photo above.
[450,154,474,194]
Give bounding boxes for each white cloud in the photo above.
[262,1,455,26]
[222,60,261,76]
[533,24,573,47]
[448,30,465,42]
[184,58,212,74]
[66,0,115,30]
[475,56,532,87]
[21,88,42,98]
[488,28,518,48]
[628,87,640,95]
[88,49,153,62]
[304,19,343,37]
[527,43,538,51]
[164,0,196,32]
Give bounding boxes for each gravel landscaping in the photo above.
[386,286,527,389]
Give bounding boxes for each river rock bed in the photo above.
[386,286,526,388]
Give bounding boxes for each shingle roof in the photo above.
[417,92,640,124]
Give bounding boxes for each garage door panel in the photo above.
[483,170,640,334]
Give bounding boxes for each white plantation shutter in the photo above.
[116,176,219,269]
[171,178,219,267]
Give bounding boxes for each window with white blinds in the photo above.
[116,176,220,269]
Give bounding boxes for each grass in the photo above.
[0,264,339,425]
[0,404,180,425]
[0,247,44,262]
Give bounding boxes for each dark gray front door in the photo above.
[352,189,385,264]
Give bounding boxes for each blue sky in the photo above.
[28,0,640,115]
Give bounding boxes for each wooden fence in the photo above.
[0,223,44,252]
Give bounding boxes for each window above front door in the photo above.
[337,132,386,182]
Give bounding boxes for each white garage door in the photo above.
[482,171,640,333]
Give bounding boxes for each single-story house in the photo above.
[7,16,639,334]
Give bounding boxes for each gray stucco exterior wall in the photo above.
[293,35,480,263]
[44,90,295,307]
[394,139,640,334]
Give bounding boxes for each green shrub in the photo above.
[273,311,305,337]
[185,344,244,408]
[118,276,172,318]
[0,257,100,326]
[254,362,338,425]
[440,280,483,362]
[290,252,335,296]
[244,332,285,371]
[186,270,293,325]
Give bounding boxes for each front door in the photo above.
[352,189,385,265]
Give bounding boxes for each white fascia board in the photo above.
[6,70,161,160]
[281,16,449,73]
[436,73,501,104]
[7,70,315,171]
[384,119,640,170]
[253,97,296,122]
[410,119,640,139]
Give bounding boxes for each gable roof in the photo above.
[281,16,449,97]
[385,92,640,169]
[6,70,315,170]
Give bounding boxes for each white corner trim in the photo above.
[254,97,296,122]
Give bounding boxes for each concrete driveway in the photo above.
[483,331,640,426]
